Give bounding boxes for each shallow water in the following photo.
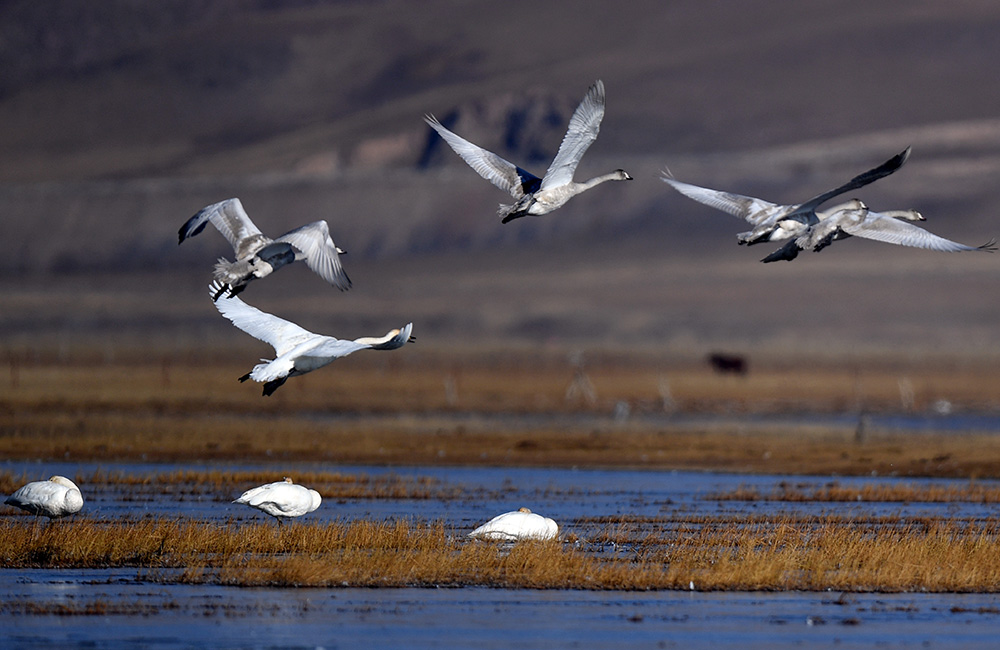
[4,570,1000,649]
[4,460,998,526]
[3,461,1000,648]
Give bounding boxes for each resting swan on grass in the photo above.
[4,476,83,519]
[761,204,996,262]
[233,477,321,525]
[661,147,911,245]
[425,80,632,224]
[179,198,351,299]
[468,507,559,541]
[208,281,414,396]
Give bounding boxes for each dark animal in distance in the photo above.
[708,353,748,375]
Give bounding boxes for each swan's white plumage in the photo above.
[761,205,995,262]
[233,478,321,521]
[5,476,84,519]
[661,147,911,245]
[468,507,559,541]
[539,80,607,190]
[425,80,631,223]
[208,281,414,395]
[826,209,993,252]
[179,198,351,295]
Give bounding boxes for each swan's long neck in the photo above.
[355,330,400,349]
[878,209,924,222]
[577,170,630,191]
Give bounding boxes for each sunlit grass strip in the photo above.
[6,409,1000,478]
[3,516,1000,592]
[712,481,1000,503]
[6,358,1000,477]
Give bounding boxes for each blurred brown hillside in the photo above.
[1,1,998,359]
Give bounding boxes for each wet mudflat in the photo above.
[3,462,1000,648]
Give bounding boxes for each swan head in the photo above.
[615,169,633,181]
[283,477,293,484]
[518,507,532,513]
[48,476,80,491]
[879,209,925,222]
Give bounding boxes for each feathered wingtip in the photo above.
[178,205,211,244]
[209,260,248,299]
[208,280,227,300]
[498,203,517,222]
[212,257,237,280]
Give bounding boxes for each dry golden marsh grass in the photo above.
[2,515,1000,592]
[4,352,1000,592]
[2,352,1000,476]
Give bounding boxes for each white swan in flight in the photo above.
[468,507,559,541]
[4,476,84,519]
[179,198,351,299]
[661,147,911,245]
[425,80,632,223]
[761,204,996,262]
[233,477,321,525]
[208,281,414,396]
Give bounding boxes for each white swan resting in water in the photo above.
[761,203,996,262]
[233,477,321,524]
[661,147,911,245]
[468,507,559,541]
[4,476,84,519]
[179,198,351,298]
[208,281,414,396]
[425,80,632,223]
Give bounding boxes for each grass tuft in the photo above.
[2,515,1000,592]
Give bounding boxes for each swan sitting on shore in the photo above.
[426,80,632,224]
[179,198,351,299]
[233,478,321,525]
[468,507,559,541]
[208,281,414,396]
[4,476,84,519]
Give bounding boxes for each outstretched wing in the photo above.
[843,213,997,252]
[179,198,263,252]
[425,115,541,198]
[274,220,352,291]
[540,80,606,190]
[661,176,781,225]
[208,281,318,356]
[793,147,911,215]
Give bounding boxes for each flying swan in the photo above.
[4,476,84,519]
[761,204,996,262]
[233,477,321,525]
[468,507,559,541]
[208,281,414,396]
[661,147,911,245]
[179,198,351,299]
[425,80,632,223]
